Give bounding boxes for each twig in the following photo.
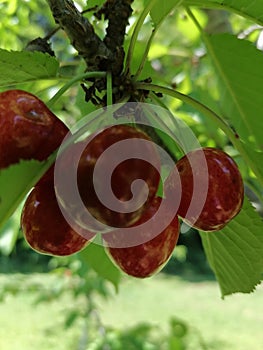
[96,0,134,75]
[97,0,134,51]
[46,0,113,71]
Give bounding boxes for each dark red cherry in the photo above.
[103,197,180,278]
[0,89,69,169]
[55,124,161,231]
[165,147,244,231]
[21,174,95,256]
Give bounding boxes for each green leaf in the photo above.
[0,216,19,255]
[79,242,121,291]
[0,159,50,230]
[185,0,263,26]
[0,49,59,86]
[241,141,263,183]
[200,197,263,297]
[64,310,79,329]
[205,34,263,150]
[84,0,105,8]
[129,41,157,80]
[148,0,182,26]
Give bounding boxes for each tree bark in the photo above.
[46,0,113,71]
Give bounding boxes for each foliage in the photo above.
[0,268,208,349]
[201,198,263,296]
[0,49,59,86]
[2,272,263,349]
[0,0,262,300]
[87,317,207,350]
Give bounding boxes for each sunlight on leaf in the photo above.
[0,216,19,255]
[0,159,50,230]
[205,34,263,151]
[185,0,263,26]
[0,50,59,86]
[79,242,121,291]
[145,0,182,26]
[200,197,263,297]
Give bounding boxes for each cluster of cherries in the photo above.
[0,90,244,278]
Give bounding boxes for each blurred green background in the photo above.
[0,207,262,350]
[0,1,262,349]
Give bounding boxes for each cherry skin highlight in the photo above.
[103,197,180,278]
[165,147,244,231]
[21,174,95,256]
[56,124,161,230]
[0,89,68,168]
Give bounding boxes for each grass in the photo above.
[0,272,262,350]
[97,274,263,349]
[0,274,80,350]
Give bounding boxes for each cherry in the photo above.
[21,172,95,256]
[165,147,244,231]
[0,89,69,169]
[56,124,161,230]
[103,197,180,278]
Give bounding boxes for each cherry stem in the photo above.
[136,82,263,185]
[44,26,60,41]
[133,0,183,80]
[47,71,106,108]
[148,91,189,153]
[106,71,113,106]
[133,24,158,81]
[124,0,158,76]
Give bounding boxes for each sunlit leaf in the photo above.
[79,242,121,291]
[200,197,263,297]
[0,216,19,255]
[145,0,182,26]
[84,0,105,8]
[240,141,263,182]
[185,0,263,26]
[205,34,263,151]
[0,49,59,86]
[0,159,50,230]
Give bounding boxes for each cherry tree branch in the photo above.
[46,0,113,71]
[95,0,134,75]
[97,0,133,50]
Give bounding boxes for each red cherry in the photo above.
[21,173,95,256]
[165,147,244,231]
[0,89,69,169]
[103,197,180,278]
[55,124,161,230]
